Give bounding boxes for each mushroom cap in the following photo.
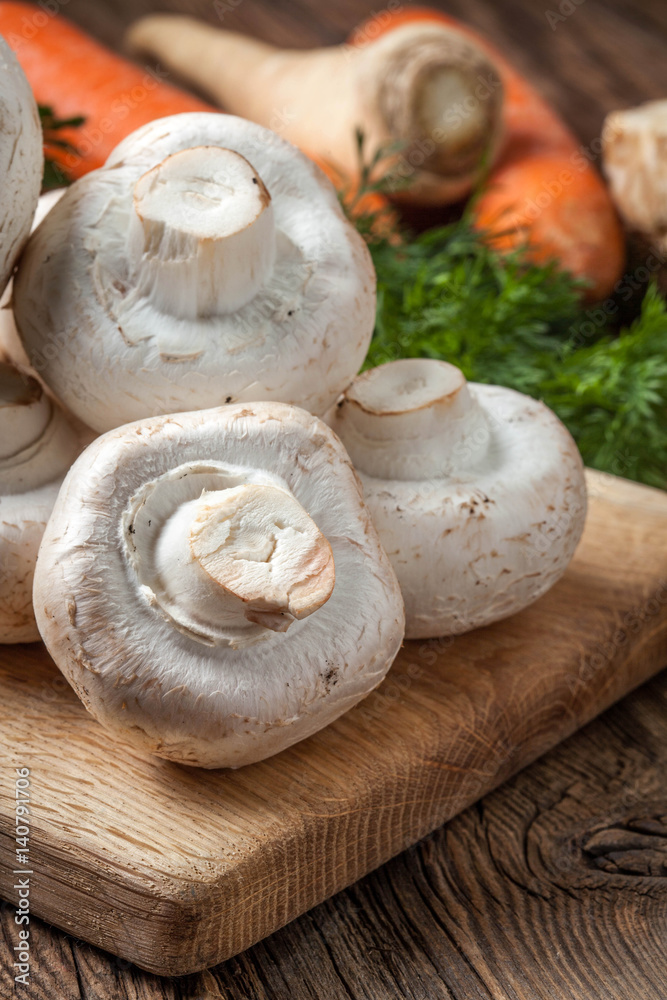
[0,189,66,368]
[326,360,587,639]
[14,113,376,433]
[33,402,405,768]
[0,362,91,643]
[0,37,42,298]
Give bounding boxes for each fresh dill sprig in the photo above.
[367,224,667,488]
[541,284,667,488]
[39,105,85,190]
[343,132,667,489]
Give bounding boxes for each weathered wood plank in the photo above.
[3,666,667,998]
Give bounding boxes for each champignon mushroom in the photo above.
[325,359,587,639]
[0,36,42,297]
[0,361,90,642]
[33,402,405,768]
[0,189,66,367]
[602,99,667,252]
[13,113,376,434]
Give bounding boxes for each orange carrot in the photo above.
[353,7,625,300]
[0,2,214,179]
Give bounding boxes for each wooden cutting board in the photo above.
[1,469,666,976]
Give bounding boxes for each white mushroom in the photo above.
[602,99,667,251]
[33,402,404,768]
[0,189,65,367]
[13,113,376,433]
[0,36,42,297]
[325,359,587,639]
[0,362,90,642]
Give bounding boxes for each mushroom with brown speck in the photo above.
[33,401,405,768]
[14,113,376,433]
[325,358,587,638]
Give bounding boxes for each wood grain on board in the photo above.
[4,664,667,998]
[1,470,666,976]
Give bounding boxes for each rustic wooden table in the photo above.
[2,1,667,997]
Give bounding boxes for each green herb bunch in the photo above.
[343,138,667,490]
[39,105,84,190]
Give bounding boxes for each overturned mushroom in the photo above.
[325,359,587,639]
[14,113,376,433]
[0,36,42,297]
[0,362,90,642]
[33,402,405,768]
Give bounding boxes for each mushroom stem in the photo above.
[0,363,50,458]
[332,358,490,481]
[0,362,85,493]
[154,483,335,644]
[128,146,276,318]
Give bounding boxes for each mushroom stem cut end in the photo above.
[331,358,490,481]
[128,145,276,318]
[154,483,335,645]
